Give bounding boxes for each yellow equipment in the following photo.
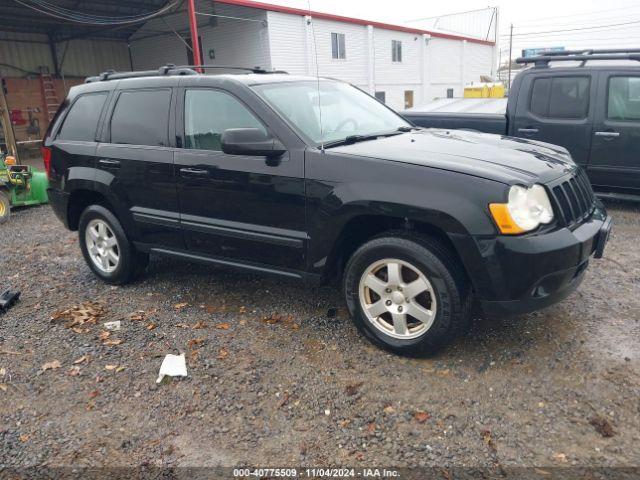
[464,82,505,99]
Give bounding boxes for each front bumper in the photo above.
[470,204,612,317]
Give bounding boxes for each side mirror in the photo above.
[221,128,286,157]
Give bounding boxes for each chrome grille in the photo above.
[550,169,596,228]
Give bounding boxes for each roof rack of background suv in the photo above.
[516,48,640,68]
[85,64,287,83]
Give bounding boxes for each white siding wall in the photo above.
[266,12,494,110]
[130,3,270,72]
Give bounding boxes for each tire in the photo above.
[78,205,149,285]
[343,232,471,356]
[0,190,10,224]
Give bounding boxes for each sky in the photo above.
[270,0,640,60]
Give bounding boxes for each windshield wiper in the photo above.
[323,127,410,149]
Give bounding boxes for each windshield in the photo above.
[252,80,411,146]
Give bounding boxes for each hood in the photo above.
[329,129,577,185]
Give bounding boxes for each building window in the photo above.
[375,91,386,103]
[447,88,454,98]
[404,90,414,109]
[392,40,402,63]
[331,32,346,59]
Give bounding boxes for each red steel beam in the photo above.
[187,0,203,72]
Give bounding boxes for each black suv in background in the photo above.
[44,66,612,355]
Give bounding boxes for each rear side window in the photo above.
[530,76,590,119]
[608,76,640,121]
[110,89,170,146]
[57,92,108,141]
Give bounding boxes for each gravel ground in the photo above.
[0,203,639,469]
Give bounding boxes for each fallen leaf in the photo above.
[19,434,30,443]
[339,419,351,428]
[188,338,206,349]
[73,355,90,365]
[345,382,363,396]
[67,367,81,377]
[262,313,283,324]
[89,389,100,399]
[552,452,568,463]
[146,323,157,330]
[0,368,5,376]
[175,323,190,329]
[278,391,290,408]
[366,422,376,435]
[103,338,123,346]
[104,365,118,371]
[0,384,7,392]
[215,322,230,330]
[51,303,105,328]
[41,360,61,372]
[239,306,246,313]
[414,411,431,423]
[217,348,229,360]
[98,331,110,341]
[193,321,208,329]
[130,311,145,321]
[174,302,189,310]
[115,366,126,373]
[589,415,615,438]
[383,404,395,414]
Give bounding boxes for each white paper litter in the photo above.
[103,320,121,331]
[156,354,188,383]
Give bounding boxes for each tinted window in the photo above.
[110,89,170,146]
[530,76,590,119]
[57,92,107,141]
[608,76,640,121]
[184,89,265,151]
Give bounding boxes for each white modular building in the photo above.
[129,0,497,110]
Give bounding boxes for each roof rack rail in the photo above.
[516,49,640,67]
[85,64,288,83]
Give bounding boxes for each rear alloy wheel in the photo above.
[78,205,148,285]
[344,234,471,356]
[85,218,120,274]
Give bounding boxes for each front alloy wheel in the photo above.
[359,258,437,339]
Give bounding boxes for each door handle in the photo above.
[594,131,620,138]
[98,159,120,168]
[518,128,539,134]
[179,167,209,177]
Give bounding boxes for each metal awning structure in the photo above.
[0,0,179,42]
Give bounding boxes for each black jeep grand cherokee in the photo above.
[44,67,612,355]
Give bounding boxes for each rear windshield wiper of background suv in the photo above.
[322,126,416,149]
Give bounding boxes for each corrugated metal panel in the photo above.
[0,31,130,78]
[0,32,52,77]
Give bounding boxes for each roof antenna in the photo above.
[307,0,324,152]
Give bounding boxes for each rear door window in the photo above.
[607,76,640,121]
[57,92,108,141]
[530,76,590,119]
[110,89,171,146]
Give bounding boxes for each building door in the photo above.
[404,90,414,109]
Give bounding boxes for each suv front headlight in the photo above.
[489,184,554,235]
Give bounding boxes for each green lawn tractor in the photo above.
[0,153,49,224]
